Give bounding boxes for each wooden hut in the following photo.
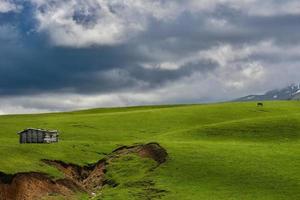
[17,128,59,144]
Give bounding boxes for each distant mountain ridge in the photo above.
[235,84,300,101]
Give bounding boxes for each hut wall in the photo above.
[37,131,44,143]
[32,130,38,143]
[19,129,59,144]
[20,133,27,143]
[26,130,31,143]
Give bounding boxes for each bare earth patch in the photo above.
[0,143,168,200]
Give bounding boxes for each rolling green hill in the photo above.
[0,101,300,200]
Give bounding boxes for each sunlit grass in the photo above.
[1,101,300,199]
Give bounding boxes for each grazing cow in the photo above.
[257,102,264,107]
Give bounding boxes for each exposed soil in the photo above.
[0,143,167,200]
[0,172,82,200]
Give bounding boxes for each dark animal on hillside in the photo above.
[257,102,264,107]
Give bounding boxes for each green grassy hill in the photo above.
[1,101,300,199]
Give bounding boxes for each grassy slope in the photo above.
[0,101,300,199]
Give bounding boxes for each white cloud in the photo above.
[140,40,270,71]
[30,0,178,47]
[28,0,300,47]
[188,0,300,16]
[0,0,21,13]
[138,40,300,96]
[246,0,300,16]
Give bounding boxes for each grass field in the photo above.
[0,101,300,199]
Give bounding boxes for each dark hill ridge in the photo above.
[235,84,300,102]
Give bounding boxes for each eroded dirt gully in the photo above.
[0,143,168,200]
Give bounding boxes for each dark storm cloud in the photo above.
[0,37,216,95]
[137,8,300,59]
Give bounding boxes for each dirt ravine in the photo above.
[0,143,168,200]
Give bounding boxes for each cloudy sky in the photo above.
[0,0,300,114]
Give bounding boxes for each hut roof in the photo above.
[17,128,59,135]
